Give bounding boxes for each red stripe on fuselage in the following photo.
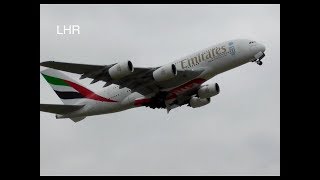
[134,98,152,106]
[131,78,206,107]
[64,80,117,102]
[166,78,206,100]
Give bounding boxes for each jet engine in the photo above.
[108,61,134,79]
[153,64,177,82]
[197,83,220,98]
[189,97,211,108]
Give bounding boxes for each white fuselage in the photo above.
[58,39,266,119]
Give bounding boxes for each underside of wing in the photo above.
[40,61,156,95]
[40,61,108,74]
[40,61,205,96]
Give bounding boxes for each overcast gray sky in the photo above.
[40,4,280,176]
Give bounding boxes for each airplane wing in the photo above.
[40,61,109,75]
[40,61,204,95]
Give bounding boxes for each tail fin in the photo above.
[41,68,90,105]
[41,68,117,105]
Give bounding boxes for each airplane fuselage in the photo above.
[56,39,266,119]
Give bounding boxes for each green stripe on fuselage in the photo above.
[42,74,69,86]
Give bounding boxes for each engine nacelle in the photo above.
[153,64,177,82]
[108,61,134,80]
[189,97,211,108]
[197,83,220,98]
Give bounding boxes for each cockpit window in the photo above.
[249,41,256,44]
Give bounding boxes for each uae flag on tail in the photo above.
[41,68,117,105]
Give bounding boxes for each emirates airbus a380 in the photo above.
[40,39,266,122]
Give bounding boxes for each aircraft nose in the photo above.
[258,43,266,52]
[250,42,266,53]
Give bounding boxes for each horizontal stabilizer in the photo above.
[40,104,84,115]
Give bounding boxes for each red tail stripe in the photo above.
[64,80,117,102]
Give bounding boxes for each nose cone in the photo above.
[258,43,266,52]
[250,42,266,53]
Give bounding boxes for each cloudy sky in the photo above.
[40,4,280,176]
